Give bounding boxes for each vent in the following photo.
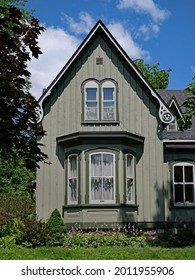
[96,57,103,65]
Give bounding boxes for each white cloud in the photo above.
[62,12,95,34]
[108,22,150,61]
[117,0,170,22]
[28,26,80,99]
[28,19,150,99]
[137,23,160,40]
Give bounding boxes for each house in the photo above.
[36,20,195,229]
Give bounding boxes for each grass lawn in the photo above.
[0,246,195,260]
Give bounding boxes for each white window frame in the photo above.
[67,154,78,205]
[101,81,116,121]
[126,154,135,204]
[84,81,99,121]
[89,152,115,204]
[173,162,195,206]
[83,80,116,121]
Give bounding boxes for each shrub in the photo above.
[22,217,48,247]
[47,209,67,246]
[63,232,146,249]
[166,228,195,247]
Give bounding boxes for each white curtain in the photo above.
[68,156,77,203]
[91,153,114,202]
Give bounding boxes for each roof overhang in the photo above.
[36,20,174,125]
[57,131,145,147]
[163,140,195,150]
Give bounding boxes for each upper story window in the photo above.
[83,79,117,122]
[173,162,195,206]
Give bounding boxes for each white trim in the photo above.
[173,162,195,206]
[126,154,135,204]
[163,140,195,143]
[169,99,183,119]
[89,152,115,204]
[67,154,78,205]
[37,21,173,124]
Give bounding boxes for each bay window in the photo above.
[126,154,135,203]
[90,152,115,203]
[67,155,78,204]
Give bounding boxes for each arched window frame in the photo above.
[67,154,78,205]
[89,151,116,204]
[82,79,118,122]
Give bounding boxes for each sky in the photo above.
[24,0,195,100]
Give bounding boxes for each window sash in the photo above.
[90,153,115,203]
[68,155,78,204]
[173,163,195,205]
[83,80,116,121]
[126,154,134,203]
[102,87,116,121]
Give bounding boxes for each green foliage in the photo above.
[0,193,35,226]
[134,59,171,89]
[0,2,47,169]
[0,153,35,195]
[63,232,146,249]
[166,228,195,248]
[178,77,195,130]
[0,236,17,249]
[47,209,67,246]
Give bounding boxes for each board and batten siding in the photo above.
[36,35,166,224]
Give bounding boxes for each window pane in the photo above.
[86,88,97,100]
[103,88,114,100]
[127,178,133,202]
[174,166,183,182]
[102,154,113,176]
[91,178,102,201]
[127,154,134,178]
[103,102,115,120]
[174,184,184,203]
[91,154,102,176]
[85,103,98,120]
[69,179,77,202]
[68,156,77,203]
[185,166,193,182]
[103,178,114,200]
[185,184,194,203]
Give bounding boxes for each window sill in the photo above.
[63,203,139,209]
[170,204,195,209]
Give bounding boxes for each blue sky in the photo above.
[24,0,195,99]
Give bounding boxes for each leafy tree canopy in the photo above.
[0,0,47,169]
[134,59,172,89]
[178,77,195,130]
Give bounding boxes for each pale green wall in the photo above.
[37,34,170,225]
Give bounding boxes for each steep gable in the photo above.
[36,20,174,125]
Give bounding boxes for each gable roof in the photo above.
[36,20,174,124]
[158,89,195,141]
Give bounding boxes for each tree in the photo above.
[0,2,47,169]
[134,59,171,89]
[178,77,195,130]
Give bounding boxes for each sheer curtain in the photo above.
[68,155,77,203]
[91,153,114,202]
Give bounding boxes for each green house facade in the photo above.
[36,21,195,228]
